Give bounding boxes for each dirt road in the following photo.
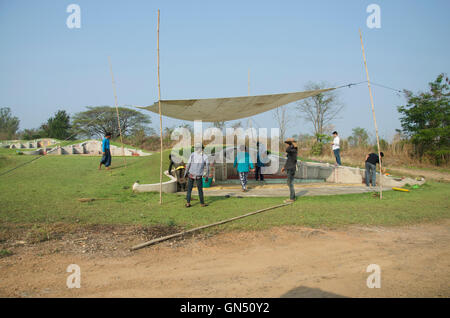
[1,221,449,298]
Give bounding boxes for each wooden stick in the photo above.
[248,68,250,96]
[157,10,163,204]
[359,29,383,199]
[130,203,290,251]
[108,56,127,168]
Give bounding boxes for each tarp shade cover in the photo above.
[137,88,335,122]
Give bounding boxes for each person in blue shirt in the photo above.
[234,145,254,192]
[98,132,112,170]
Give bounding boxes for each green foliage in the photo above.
[309,134,331,155]
[21,128,43,140]
[398,73,450,165]
[310,142,324,156]
[348,127,369,147]
[0,107,20,139]
[41,110,73,140]
[315,133,332,143]
[72,106,152,139]
[0,249,13,258]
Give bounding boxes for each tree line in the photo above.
[273,74,449,165]
[0,106,153,143]
[1,73,448,165]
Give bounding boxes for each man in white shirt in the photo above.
[184,143,209,207]
[331,131,341,166]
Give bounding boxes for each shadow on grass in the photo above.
[295,190,308,197]
[109,160,142,170]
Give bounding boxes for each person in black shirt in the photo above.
[168,154,175,175]
[365,152,384,187]
[281,138,298,203]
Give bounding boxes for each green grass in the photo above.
[0,249,13,258]
[0,151,449,233]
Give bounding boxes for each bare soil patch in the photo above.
[1,220,449,297]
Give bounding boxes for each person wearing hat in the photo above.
[281,138,298,203]
[184,143,209,207]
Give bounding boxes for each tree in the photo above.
[348,127,369,147]
[231,121,242,129]
[20,128,43,140]
[273,105,293,143]
[397,73,450,164]
[212,121,225,130]
[0,107,20,140]
[72,106,152,139]
[40,110,72,140]
[296,82,344,141]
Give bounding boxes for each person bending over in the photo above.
[365,151,384,187]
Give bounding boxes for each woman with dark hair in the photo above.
[234,145,254,192]
[99,132,112,170]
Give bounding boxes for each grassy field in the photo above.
[0,150,449,234]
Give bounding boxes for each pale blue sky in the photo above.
[1,0,449,140]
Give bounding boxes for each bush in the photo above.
[310,142,324,156]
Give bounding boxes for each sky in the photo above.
[1,0,449,141]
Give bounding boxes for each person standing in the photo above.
[281,138,298,203]
[168,153,175,175]
[98,132,112,170]
[365,152,384,187]
[332,131,341,166]
[255,141,265,181]
[234,145,254,192]
[184,143,209,207]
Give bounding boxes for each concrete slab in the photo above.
[177,183,392,198]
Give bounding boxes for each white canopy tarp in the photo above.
[137,88,334,122]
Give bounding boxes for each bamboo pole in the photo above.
[157,10,163,204]
[248,68,250,96]
[359,29,383,199]
[131,203,290,251]
[247,68,256,141]
[108,56,127,168]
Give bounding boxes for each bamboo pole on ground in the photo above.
[108,56,126,167]
[130,203,290,251]
[157,10,163,204]
[359,29,383,199]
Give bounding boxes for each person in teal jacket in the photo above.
[234,145,254,192]
[98,132,112,170]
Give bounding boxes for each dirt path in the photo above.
[387,166,450,182]
[1,221,449,298]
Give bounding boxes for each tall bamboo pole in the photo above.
[157,10,163,204]
[248,68,250,96]
[359,29,383,199]
[247,68,255,141]
[108,56,126,167]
